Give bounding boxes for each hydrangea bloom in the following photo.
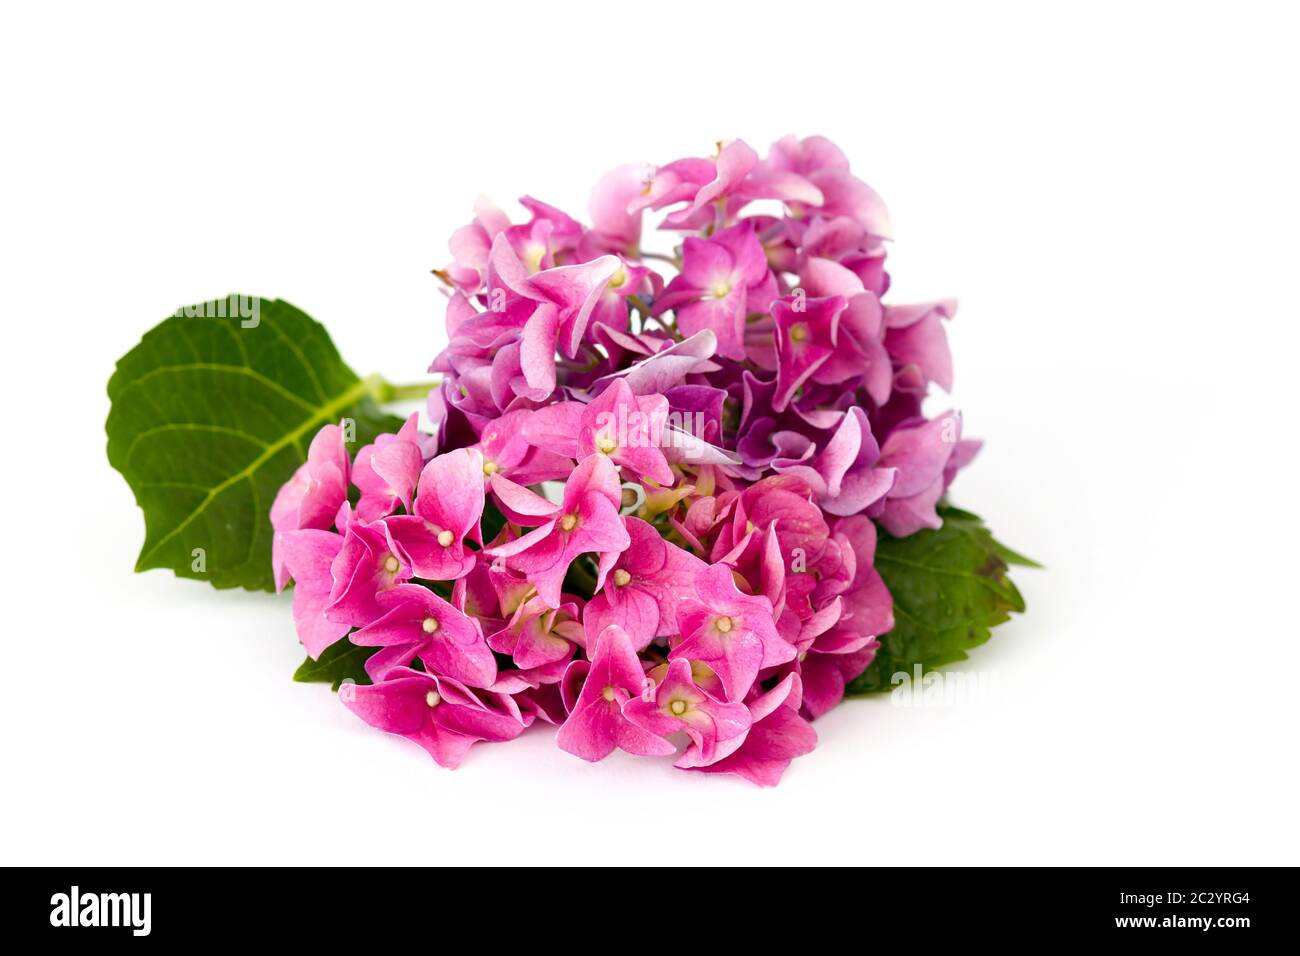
[274,135,977,784]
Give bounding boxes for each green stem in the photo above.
[638,250,681,268]
[566,558,599,596]
[372,377,441,402]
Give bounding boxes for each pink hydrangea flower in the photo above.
[340,668,526,769]
[586,516,707,649]
[274,528,348,659]
[325,520,412,628]
[671,563,796,701]
[655,222,774,360]
[772,294,849,411]
[350,412,424,522]
[876,411,963,536]
[271,133,994,785]
[622,658,752,767]
[473,409,572,486]
[521,378,675,486]
[689,673,817,786]
[800,257,892,403]
[487,593,585,670]
[764,134,892,239]
[588,163,650,253]
[270,422,350,535]
[486,454,631,607]
[270,422,350,588]
[884,300,956,392]
[352,583,496,687]
[556,625,676,762]
[384,447,485,581]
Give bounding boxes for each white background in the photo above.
[2,1,1297,866]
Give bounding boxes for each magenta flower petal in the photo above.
[556,625,674,761]
[691,674,817,786]
[622,658,752,767]
[627,156,714,216]
[885,300,956,392]
[679,235,735,287]
[487,595,583,670]
[882,417,956,497]
[340,668,526,768]
[593,329,720,395]
[350,412,423,522]
[326,520,412,627]
[353,583,496,687]
[369,440,422,515]
[671,563,794,701]
[488,473,560,525]
[578,378,674,486]
[772,295,847,412]
[491,455,630,608]
[663,139,759,226]
[519,302,561,399]
[659,223,770,361]
[585,517,707,648]
[519,401,583,459]
[528,255,622,358]
[676,294,746,362]
[270,423,350,587]
[800,643,879,720]
[589,163,650,252]
[878,475,947,536]
[277,529,349,659]
[418,446,486,534]
[383,447,485,581]
[807,168,893,240]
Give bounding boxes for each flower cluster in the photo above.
[271,135,978,785]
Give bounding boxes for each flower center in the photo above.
[714,615,735,634]
[560,513,579,532]
[668,698,688,716]
[422,617,440,635]
[595,434,618,454]
[437,529,455,547]
[710,280,732,299]
[483,460,499,476]
[613,568,632,587]
[608,267,627,289]
[382,555,400,575]
[524,244,546,273]
[788,322,809,343]
[690,661,716,684]
[425,690,441,708]
[601,686,617,702]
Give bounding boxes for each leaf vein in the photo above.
[117,363,317,414]
[134,375,377,569]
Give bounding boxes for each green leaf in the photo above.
[994,540,1043,568]
[292,639,377,691]
[106,296,406,592]
[846,505,1033,694]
